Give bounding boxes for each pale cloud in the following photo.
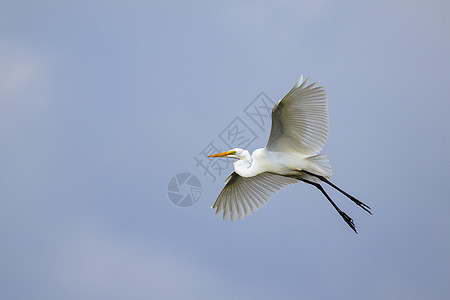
[1,1,449,299]
[0,42,47,100]
[51,220,255,300]
[0,41,54,140]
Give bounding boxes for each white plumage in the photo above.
[208,75,371,233]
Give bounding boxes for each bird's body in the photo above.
[232,148,325,179]
[208,75,371,233]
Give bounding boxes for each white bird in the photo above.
[208,75,371,233]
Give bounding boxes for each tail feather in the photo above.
[304,154,332,180]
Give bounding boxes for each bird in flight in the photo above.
[208,75,371,233]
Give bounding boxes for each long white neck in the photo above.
[233,150,260,177]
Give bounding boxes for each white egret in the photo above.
[208,75,371,233]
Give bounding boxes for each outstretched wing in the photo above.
[266,75,328,155]
[212,172,299,221]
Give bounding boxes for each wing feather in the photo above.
[212,172,299,221]
[267,76,328,155]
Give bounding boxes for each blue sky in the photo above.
[1,1,450,299]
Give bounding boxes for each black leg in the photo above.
[301,179,358,234]
[302,170,372,215]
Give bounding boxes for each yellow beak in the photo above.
[208,151,234,158]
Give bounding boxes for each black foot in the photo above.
[314,174,372,215]
[349,195,372,215]
[340,211,358,234]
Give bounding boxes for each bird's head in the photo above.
[208,148,248,160]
